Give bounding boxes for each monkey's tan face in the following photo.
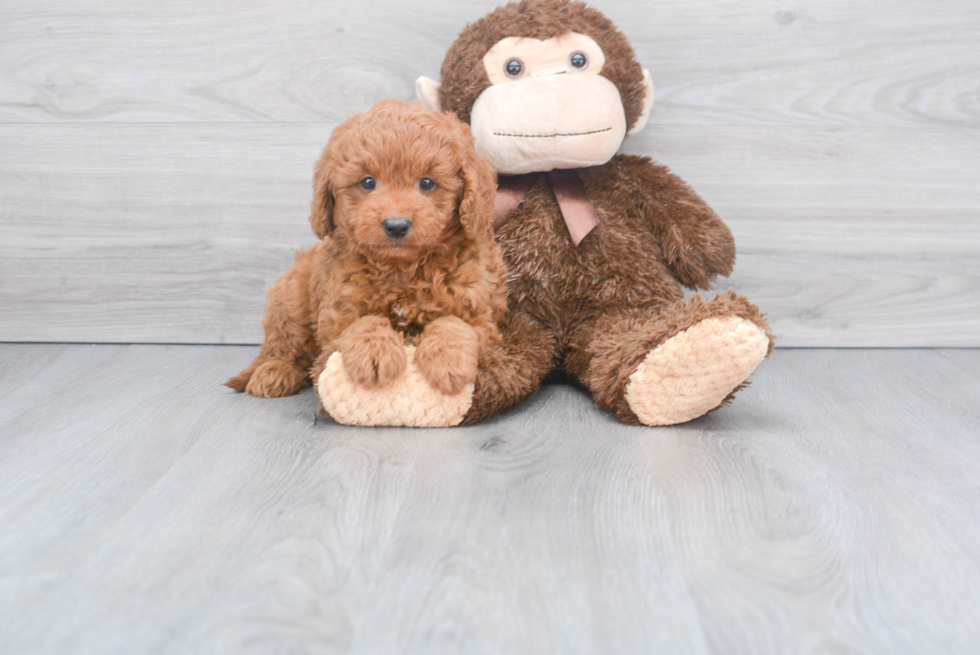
[470,33,627,175]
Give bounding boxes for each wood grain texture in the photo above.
[1,123,977,346]
[0,0,977,127]
[1,0,979,346]
[1,344,979,653]
[938,349,980,381]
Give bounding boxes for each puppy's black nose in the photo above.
[382,217,411,239]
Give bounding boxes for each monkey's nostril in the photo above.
[382,218,411,239]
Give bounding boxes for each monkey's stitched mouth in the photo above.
[493,127,613,138]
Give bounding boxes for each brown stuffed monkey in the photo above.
[318,0,775,427]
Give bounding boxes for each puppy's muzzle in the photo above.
[382,217,412,240]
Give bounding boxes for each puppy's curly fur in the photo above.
[226,100,507,399]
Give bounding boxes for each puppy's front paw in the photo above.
[338,318,407,389]
[415,317,479,395]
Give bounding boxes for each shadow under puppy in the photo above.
[227,99,507,417]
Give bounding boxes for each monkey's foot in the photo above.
[624,316,770,426]
[317,346,474,428]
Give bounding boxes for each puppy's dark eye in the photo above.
[505,59,523,78]
[419,177,436,191]
[359,177,376,190]
[569,52,588,69]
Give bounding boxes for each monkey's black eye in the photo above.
[505,58,524,78]
[569,52,588,69]
[359,177,376,190]
[419,177,436,191]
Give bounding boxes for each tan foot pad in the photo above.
[625,316,770,426]
[317,346,474,428]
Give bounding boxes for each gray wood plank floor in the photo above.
[1,344,978,654]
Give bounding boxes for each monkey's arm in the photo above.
[619,155,736,290]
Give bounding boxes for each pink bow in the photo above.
[492,169,600,246]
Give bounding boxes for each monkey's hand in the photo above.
[621,155,736,289]
[317,344,475,427]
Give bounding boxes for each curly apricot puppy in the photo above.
[226,99,507,400]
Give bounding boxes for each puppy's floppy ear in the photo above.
[449,114,497,242]
[309,149,335,239]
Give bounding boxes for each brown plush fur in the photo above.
[226,99,507,399]
[439,0,647,130]
[565,291,775,424]
[434,0,776,425]
[460,157,774,424]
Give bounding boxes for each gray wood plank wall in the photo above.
[1,0,978,346]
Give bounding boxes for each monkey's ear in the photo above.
[416,76,442,112]
[627,69,655,136]
[309,155,335,239]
